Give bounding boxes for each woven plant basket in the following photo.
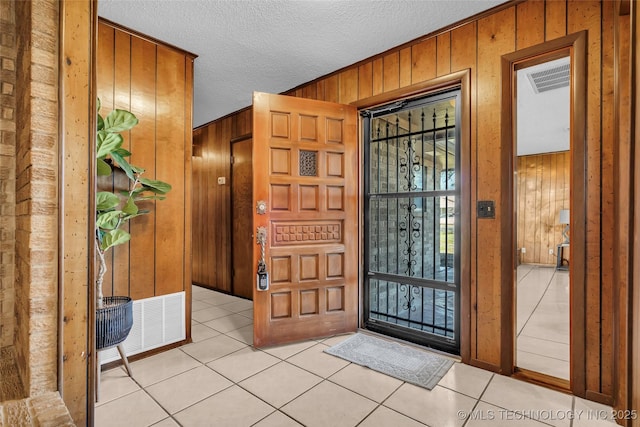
[96,296,133,351]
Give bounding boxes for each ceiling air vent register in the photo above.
[526,63,570,94]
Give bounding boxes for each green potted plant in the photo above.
[95,99,171,351]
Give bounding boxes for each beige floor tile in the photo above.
[218,299,254,313]
[465,402,551,426]
[207,347,280,383]
[180,334,247,363]
[95,390,168,427]
[203,313,253,333]
[253,410,303,427]
[517,335,569,361]
[573,397,618,426]
[239,361,322,408]
[150,417,180,427]
[384,383,476,427]
[201,293,243,306]
[358,406,427,427]
[191,306,233,323]
[516,350,569,380]
[281,380,377,427]
[190,323,221,342]
[97,366,140,405]
[130,348,201,387]
[238,308,253,319]
[262,339,317,360]
[174,385,273,427]
[328,364,402,403]
[437,362,493,399]
[287,343,350,378]
[191,300,212,312]
[481,375,573,427]
[225,324,253,345]
[321,332,356,347]
[146,365,233,414]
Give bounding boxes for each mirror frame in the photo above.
[500,31,587,396]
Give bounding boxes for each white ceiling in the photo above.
[98,0,507,128]
[516,56,570,156]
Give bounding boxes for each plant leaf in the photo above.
[122,197,139,215]
[140,178,172,194]
[97,113,104,131]
[96,191,120,211]
[97,158,112,176]
[114,148,132,158]
[101,229,131,251]
[97,131,123,159]
[103,109,139,133]
[110,150,135,180]
[96,211,122,230]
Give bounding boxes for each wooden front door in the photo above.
[252,92,358,348]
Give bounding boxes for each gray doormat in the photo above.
[324,333,454,390]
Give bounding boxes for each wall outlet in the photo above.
[521,247,526,253]
[549,248,554,255]
[217,176,226,185]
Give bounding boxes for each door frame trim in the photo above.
[352,69,471,362]
[500,31,587,396]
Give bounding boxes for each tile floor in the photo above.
[516,265,569,379]
[96,285,617,427]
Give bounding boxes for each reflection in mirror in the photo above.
[515,56,570,380]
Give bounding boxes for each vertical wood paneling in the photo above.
[599,0,616,397]
[546,0,567,41]
[436,32,451,76]
[129,37,157,301]
[614,7,631,414]
[411,38,436,83]
[372,57,383,95]
[516,153,570,265]
[358,62,373,100]
[60,1,93,422]
[339,68,358,104]
[383,51,399,91]
[568,0,602,396]
[302,83,317,100]
[155,46,186,295]
[112,30,132,298]
[399,47,412,87]
[98,20,193,304]
[451,22,476,73]
[96,24,115,297]
[517,0,545,49]
[325,74,339,103]
[475,5,515,365]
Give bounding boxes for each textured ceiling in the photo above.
[98,0,506,128]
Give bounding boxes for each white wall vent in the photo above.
[526,63,570,93]
[99,291,186,365]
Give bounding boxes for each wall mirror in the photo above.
[514,55,571,381]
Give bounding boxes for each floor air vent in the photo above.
[99,292,185,365]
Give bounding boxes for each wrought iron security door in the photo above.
[363,90,461,354]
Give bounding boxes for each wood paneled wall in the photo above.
[516,152,570,265]
[192,0,629,406]
[97,19,194,303]
[192,109,251,291]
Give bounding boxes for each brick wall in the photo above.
[13,0,59,396]
[0,0,16,350]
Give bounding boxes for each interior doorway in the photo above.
[231,137,254,299]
